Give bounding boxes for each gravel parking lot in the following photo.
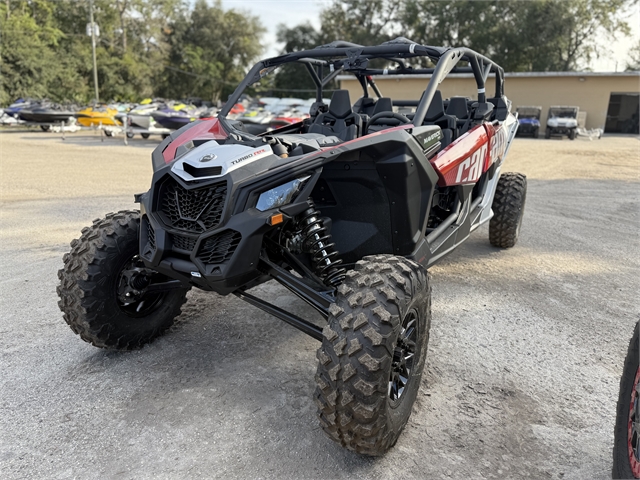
[1,130,638,479]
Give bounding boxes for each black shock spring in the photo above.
[300,202,346,288]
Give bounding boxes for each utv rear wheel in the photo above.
[613,321,640,479]
[489,172,527,249]
[315,255,431,456]
[57,210,189,350]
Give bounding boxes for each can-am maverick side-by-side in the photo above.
[58,38,526,456]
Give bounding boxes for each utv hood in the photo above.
[170,141,275,182]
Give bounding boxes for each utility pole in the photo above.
[89,0,100,103]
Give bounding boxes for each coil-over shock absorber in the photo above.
[299,201,345,288]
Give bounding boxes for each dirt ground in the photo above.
[0,129,638,479]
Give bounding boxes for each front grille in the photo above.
[170,233,197,252]
[197,230,241,264]
[159,177,226,233]
[147,221,156,250]
[141,216,156,259]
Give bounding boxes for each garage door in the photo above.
[605,92,639,133]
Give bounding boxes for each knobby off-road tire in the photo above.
[545,127,551,139]
[613,321,640,479]
[533,127,539,139]
[489,172,527,249]
[57,210,189,350]
[569,128,576,140]
[315,255,431,456]
[141,133,150,139]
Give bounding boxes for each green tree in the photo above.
[271,23,322,97]
[317,0,400,45]
[1,0,187,104]
[158,0,264,102]
[626,40,640,71]
[272,1,399,97]
[0,0,88,104]
[275,0,636,73]
[399,0,635,71]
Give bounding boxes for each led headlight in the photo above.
[256,175,310,212]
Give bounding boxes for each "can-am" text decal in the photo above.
[455,144,487,183]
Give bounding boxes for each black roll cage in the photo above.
[218,38,505,134]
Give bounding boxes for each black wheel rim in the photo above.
[115,255,167,318]
[389,309,418,406]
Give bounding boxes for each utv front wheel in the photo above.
[57,210,189,350]
[489,172,527,249]
[315,255,431,456]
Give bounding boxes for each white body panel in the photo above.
[171,141,274,182]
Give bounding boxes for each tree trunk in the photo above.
[116,0,128,53]
[120,13,127,53]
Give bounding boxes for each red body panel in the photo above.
[429,123,509,187]
[430,125,489,186]
[162,118,228,164]
[484,122,508,169]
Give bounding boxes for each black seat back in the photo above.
[422,90,455,147]
[424,91,445,121]
[309,90,362,141]
[372,97,393,115]
[353,97,376,116]
[447,96,477,136]
[363,97,399,133]
[488,97,510,121]
[446,97,470,120]
[327,90,353,118]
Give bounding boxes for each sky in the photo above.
[220,0,640,72]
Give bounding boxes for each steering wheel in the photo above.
[365,112,412,134]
